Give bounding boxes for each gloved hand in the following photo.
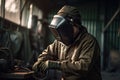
[32,61,48,79]
[39,60,61,72]
[32,58,45,72]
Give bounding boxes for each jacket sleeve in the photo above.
[60,37,100,75]
[32,40,58,71]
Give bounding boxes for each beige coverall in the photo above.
[33,28,102,80]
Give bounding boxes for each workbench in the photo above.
[0,71,35,80]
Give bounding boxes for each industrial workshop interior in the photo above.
[0,0,120,80]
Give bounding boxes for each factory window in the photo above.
[5,0,20,24]
[0,0,1,16]
[27,4,43,29]
[0,0,1,6]
[0,0,2,16]
[27,4,33,29]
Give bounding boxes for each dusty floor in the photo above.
[102,71,120,80]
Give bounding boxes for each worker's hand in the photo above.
[32,61,42,72]
[32,61,47,79]
[32,58,45,72]
[39,60,61,72]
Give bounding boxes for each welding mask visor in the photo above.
[49,15,74,45]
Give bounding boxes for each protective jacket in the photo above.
[34,27,102,80]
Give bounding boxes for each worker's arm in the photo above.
[32,40,58,72]
[33,37,100,75]
[39,38,100,75]
[60,38,100,75]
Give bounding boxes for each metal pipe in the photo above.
[102,6,120,32]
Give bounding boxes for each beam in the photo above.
[102,5,120,32]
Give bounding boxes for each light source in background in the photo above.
[5,0,19,13]
[28,4,33,29]
[28,4,44,29]
[0,0,1,6]
[0,0,1,16]
[4,0,20,24]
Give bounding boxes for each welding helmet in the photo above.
[49,5,81,45]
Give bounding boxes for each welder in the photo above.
[33,5,102,80]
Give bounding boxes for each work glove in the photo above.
[32,58,44,72]
[32,61,47,79]
[39,60,61,72]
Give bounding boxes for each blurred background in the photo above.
[0,0,120,80]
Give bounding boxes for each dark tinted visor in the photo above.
[49,26,61,41]
[49,15,65,28]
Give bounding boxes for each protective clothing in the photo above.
[38,60,60,72]
[57,5,81,25]
[32,26,102,80]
